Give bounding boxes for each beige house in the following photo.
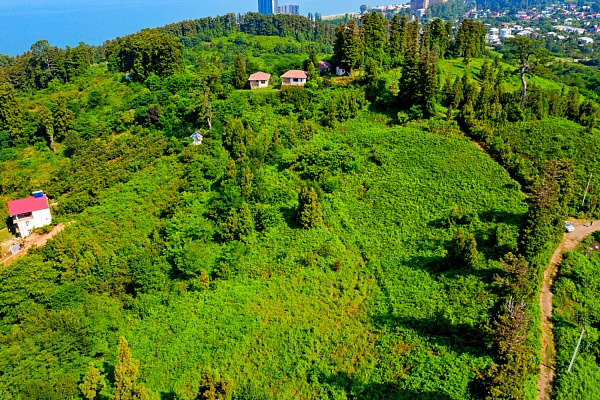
[280,70,307,86]
[248,72,271,89]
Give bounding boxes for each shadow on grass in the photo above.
[372,313,491,359]
[323,371,454,400]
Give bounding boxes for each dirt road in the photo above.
[537,219,600,400]
[0,223,65,267]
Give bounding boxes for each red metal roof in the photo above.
[248,72,271,81]
[318,61,332,69]
[7,195,50,216]
[281,70,307,79]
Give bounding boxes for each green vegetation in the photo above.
[553,233,600,400]
[0,8,598,400]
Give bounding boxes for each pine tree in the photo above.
[113,336,149,400]
[0,82,23,144]
[80,364,104,400]
[567,88,580,121]
[418,49,439,118]
[504,36,549,108]
[388,14,403,66]
[361,12,387,66]
[53,97,74,139]
[298,187,323,229]
[441,74,453,106]
[38,105,56,152]
[455,19,486,67]
[233,54,247,89]
[334,20,363,72]
[241,166,253,200]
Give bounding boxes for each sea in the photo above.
[0,0,370,56]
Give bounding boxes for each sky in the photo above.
[0,0,375,56]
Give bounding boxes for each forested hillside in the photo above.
[0,10,599,400]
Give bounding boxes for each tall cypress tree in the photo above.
[361,12,387,66]
[233,54,248,89]
[388,14,403,66]
[0,82,22,144]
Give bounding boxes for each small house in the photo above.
[190,131,204,145]
[248,72,271,89]
[7,191,52,238]
[280,70,307,87]
[318,61,332,72]
[336,66,346,76]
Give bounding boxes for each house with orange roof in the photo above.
[248,71,271,89]
[280,70,307,87]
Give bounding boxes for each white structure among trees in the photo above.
[7,191,52,238]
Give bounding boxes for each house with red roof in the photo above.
[318,61,332,73]
[280,70,307,87]
[248,71,271,89]
[7,191,52,238]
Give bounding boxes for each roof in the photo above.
[318,61,332,69]
[248,72,271,81]
[7,195,50,216]
[280,70,307,79]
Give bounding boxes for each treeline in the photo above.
[0,40,94,90]
[105,29,185,82]
[333,14,485,70]
[332,13,485,117]
[158,12,336,47]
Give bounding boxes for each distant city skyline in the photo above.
[258,0,278,15]
[278,4,300,15]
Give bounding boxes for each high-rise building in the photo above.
[410,0,429,12]
[277,4,300,15]
[258,0,278,15]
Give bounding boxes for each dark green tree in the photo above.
[38,105,55,152]
[361,12,387,66]
[455,19,486,66]
[233,54,248,90]
[333,20,363,73]
[105,29,184,81]
[0,82,22,144]
[53,97,74,140]
[388,14,404,66]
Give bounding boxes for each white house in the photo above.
[8,191,52,238]
[500,28,512,38]
[248,71,271,89]
[190,131,204,145]
[280,70,307,86]
[336,66,347,76]
[579,36,594,44]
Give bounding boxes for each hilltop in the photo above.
[0,10,599,400]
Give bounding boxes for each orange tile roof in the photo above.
[248,72,271,81]
[280,70,307,79]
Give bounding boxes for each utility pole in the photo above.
[582,173,593,207]
[568,329,585,373]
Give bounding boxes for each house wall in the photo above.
[13,208,52,237]
[250,80,269,89]
[281,78,306,86]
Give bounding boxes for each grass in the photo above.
[0,110,529,398]
[552,233,600,400]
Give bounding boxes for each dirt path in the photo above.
[0,223,65,267]
[537,219,600,400]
